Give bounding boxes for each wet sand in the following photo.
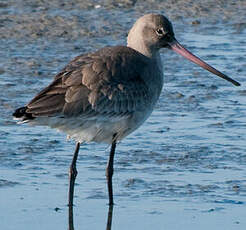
[1,1,246,230]
[0,0,245,40]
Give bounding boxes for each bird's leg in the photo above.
[106,137,117,206]
[68,142,80,207]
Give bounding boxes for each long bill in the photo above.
[168,39,240,86]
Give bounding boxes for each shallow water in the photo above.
[1,1,246,230]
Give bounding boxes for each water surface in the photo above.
[0,1,246,230]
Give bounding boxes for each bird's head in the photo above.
[127,14,240,86]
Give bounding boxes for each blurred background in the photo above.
[0,1,246,229]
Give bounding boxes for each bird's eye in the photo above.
[156,28,164,36]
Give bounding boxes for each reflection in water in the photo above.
[68,204,75,230]
[106,206,113,230]
[68,204,114,230]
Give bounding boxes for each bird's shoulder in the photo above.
[59,45,149,83]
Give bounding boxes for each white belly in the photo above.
[30,107,154,144]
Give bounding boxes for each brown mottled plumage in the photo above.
[27,46,151,118]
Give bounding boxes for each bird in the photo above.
[13,13,240,206]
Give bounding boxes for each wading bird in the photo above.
[13,14,240,206]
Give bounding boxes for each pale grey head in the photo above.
[127,14,174,57]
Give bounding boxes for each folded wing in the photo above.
[26,46,150,119]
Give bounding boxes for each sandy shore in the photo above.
[1,1,246,230]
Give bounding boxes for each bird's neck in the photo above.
[127,41,160,59]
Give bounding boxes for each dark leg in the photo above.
[68,142,80,207]
[68,143,80,230]
[106,139,117,206]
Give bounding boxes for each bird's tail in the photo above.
[13,106,34,123]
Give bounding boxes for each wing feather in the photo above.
[26,46,150,118]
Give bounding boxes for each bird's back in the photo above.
[13,46,164,143]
